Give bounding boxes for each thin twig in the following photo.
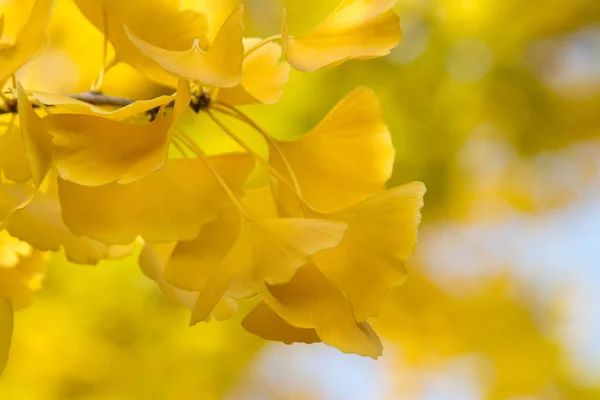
[0,90,137,115]
[69,91,135,107]
[0,89,182,117]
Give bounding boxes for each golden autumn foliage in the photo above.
[0,0,599,399]
[0,0,424,377]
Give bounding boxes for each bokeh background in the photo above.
[1,0,600,398]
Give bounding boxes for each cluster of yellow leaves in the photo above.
[0,0,424,375]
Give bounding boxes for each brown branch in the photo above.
[0,90,204,116]
[68,91,135,107]
[0,90,136,115]
[0,91,140,115]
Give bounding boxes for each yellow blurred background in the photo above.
[1,0,600,398]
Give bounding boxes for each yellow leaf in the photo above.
[0,120,32,183]
[313,182,426,321]
[46,113,170,186]
[271,87,395,214]
[241,187,280,220]
[44,79,190,186]
[0,183,33,230]
[0,0,56,82]
[211,296,238,321]
[251,218,347,285]
[16,82,53,187]
[181,0,238,41]
[243,301,321,345]
[218,38,291,105]
[74,0,209,85]
[139,242,197,308]
[285,0,401,71]
[126,5,244,87]
[140,242,236,320]
[3,186,116,265]
[177,187,345,324]
[189,227,254,324]
[258,263,383,358]
[0,297,12,378]
[189,216,346,324]
[165,207,241,292]
[57,154,254,245]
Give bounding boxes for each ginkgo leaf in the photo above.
[0,297,12,378]
[0,120,32,183]
[3,185,116,265]
[241,187,280,220]
[58,154,254,245]
[44,79,190,186]
[211,296,238,321]
[165,207,241,292]
[242,301,321,345]
[271,87,395,214]
[313,182,426,321]
[0,0,56,82]
[16,82,53,187]
[285,0,401,71]
[139,242,197,308]
[74,0,209,86]
[46,112,171,186]
[140,241,241,324]
[176,188,346,324]
[189,229,254,324]
[0,183,34,230]
[189,217,346,324]
[217,38,291,105]
[257,263,383,358]
[250,218,347,285]
[126,5,244,87]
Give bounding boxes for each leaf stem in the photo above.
[206,108,303,200]
[243,35,282,58]
[174,129,251,220]
[212,101,302,195]
[90,6,113,92]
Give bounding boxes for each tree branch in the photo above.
[69,91,135,107]
[0,91,137,115]
[0,90,202,116]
